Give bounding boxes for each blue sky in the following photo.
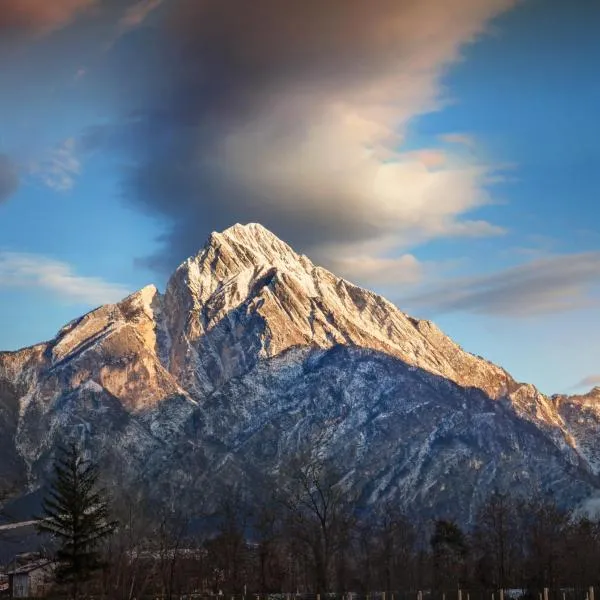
[0,0,598,395]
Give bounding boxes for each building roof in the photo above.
[7,559,55,576]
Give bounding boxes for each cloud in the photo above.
[92,0,517,273]
[440,133,476,147]
[403,252,600,317]
[406,149,448,169]
[117,0,163,32]
[30,138,80,192]
[572,375,600,392]
[0,154,19,204]
[0,252,130,305]
[0,0,97,35]
[327,252,424,287]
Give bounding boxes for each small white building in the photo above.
[7,559,56,598]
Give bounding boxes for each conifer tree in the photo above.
[36,443,117,599]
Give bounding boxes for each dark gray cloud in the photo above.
[0,154,19,204]
[403,252,600,317]
[94,0,516,272]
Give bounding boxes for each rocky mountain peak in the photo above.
[166,223,314,304]
[151,223,517,401]
[1,222,599,523]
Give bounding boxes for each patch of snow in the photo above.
[80,380,104,393]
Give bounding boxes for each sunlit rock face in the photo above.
[1,223,599,523]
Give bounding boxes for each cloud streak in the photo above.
[327,252,424,287]
[30,138,81,192]
[403,252,600,317]
[117,0,163,32]
[0,252,130,305]
[572,375,600,392]
[0,154,19,204]
[0,0,96,35]
[90,0,518,274]
[440,133,477,147]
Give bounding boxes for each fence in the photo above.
[3,588,598,600]
[97,589,600,600]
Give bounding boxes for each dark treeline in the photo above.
[70,456,600,599]
[13,447,600,599]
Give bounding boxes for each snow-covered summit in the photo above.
[167,222,316,303]
[158,222,515,399]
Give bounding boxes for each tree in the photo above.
[431,519,469,590]
[520,497,570,590]
[205,487,252,595]
[36,443,117,599]
[369,502,417,592]
[472,491,522,589]
[278,452,356,593]
[102,491,159,600]
[153,504,194,600]
[252,498,286,593]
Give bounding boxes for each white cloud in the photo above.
[327,253,424,287]
[30,138,80,192]
[217,112,507,280]
[0,252,130,305]
[212,71,508,249]
[403,252,600,317]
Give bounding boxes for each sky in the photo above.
[0,0,598,395]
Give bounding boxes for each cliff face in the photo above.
[0,223,598,522]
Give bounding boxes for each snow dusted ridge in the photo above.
[0,223,599,522]
[163,223,514,397]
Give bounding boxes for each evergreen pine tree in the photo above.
[36,443,117,599]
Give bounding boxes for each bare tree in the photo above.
[472,491,522,589]
[252,499,286,592]
[278,451,356,593]
[101,491,157,600]
[155,506,191,600]
[374,502,416,591]
[205,486,252,595]
[430,519,469,590]
[521,497,571,590]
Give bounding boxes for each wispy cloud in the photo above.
[571,375,600,392]
[0,252,130,305]
[440,133,476,147]
[403,252,600,317]
[117,0,163,32]
[327,253,424,287]
[0,154,19,204]
[30,138,80,192]
[0,0,96,35]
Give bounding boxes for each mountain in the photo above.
[1,223,599,523]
